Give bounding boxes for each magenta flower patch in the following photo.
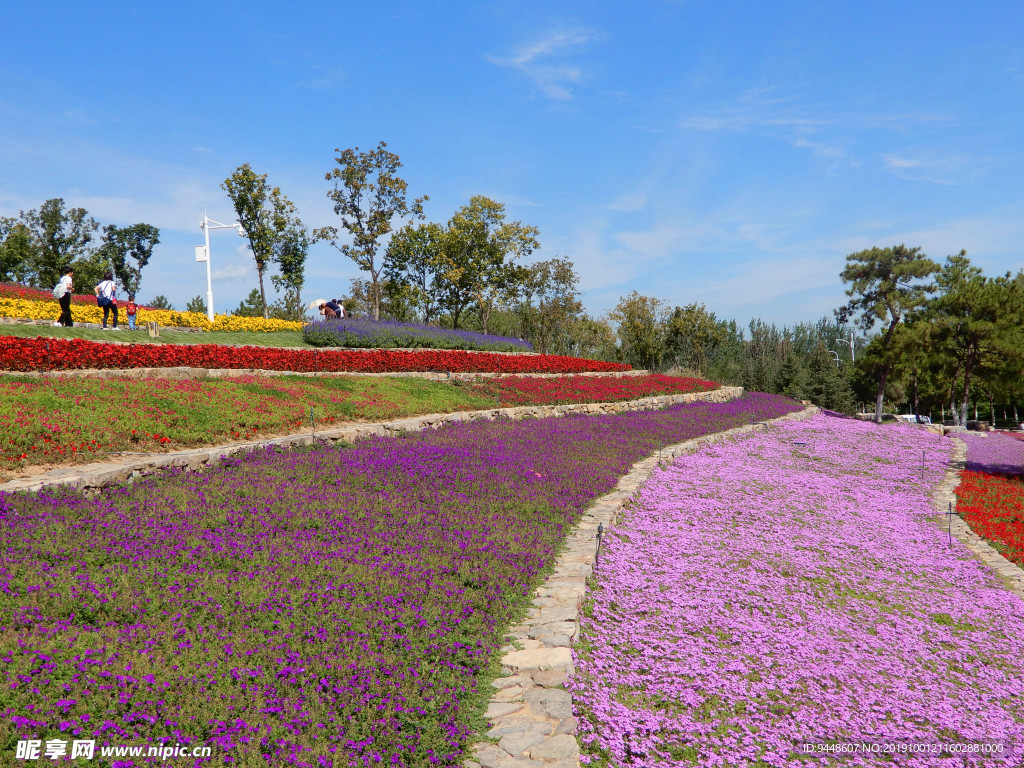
[571,414,1024,767]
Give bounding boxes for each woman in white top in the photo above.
[94,271,119,330]
[54,268,74,327]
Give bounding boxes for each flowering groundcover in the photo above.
[0,336,628,375]
[303,319,533,353]
[956,432,1024,567]
[0,393,800,767]
[463,373,718,406]
[0,373,715,478]
[571,413,1024,767]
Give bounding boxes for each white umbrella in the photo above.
[306,298,328,311]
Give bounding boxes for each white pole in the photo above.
[850,330,855,363]
[203,212,215,322]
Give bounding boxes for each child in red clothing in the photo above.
[126,295,138,330]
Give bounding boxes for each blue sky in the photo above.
[2,1,1022,327]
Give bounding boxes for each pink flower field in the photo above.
[570,413,1024,767]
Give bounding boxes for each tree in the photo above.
[924,253,1020,425]
[0,217,33,283]
[223,164,307,319]
[18,198,99,288]
[186,295,207,314]
[804,342,854,413]
[383,222,445,324]
[314,142,426,321]
[96,223,160,297]
[516,257,584,355]
[233,288,265,317]
[432,196,539,332]
[149,295,174,310]
[663,303,726,377]
[269,215,309,322]
[609,292,667,370]
[836,244,939,423]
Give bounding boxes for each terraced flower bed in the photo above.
[0,336,627,374]
[0,393,801,766]
[303,318,533,353]
[0,373,714,479]
[956,432,1024,567]
[464,373,717,405]
[571,414,1024,766]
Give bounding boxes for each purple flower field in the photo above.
[571,414,1024,767]
[303,318,533,353]
[0,393,800,767]
[961,431,1024,477]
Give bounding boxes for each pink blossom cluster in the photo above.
[570,414,1024,767]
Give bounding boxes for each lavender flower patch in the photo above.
[0,393,800,767]
[303,318,533,352]
[571,414,1024,767]
[961,431,1024,478]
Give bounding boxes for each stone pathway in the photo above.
[928,437,1024,600]
[467,405,820,768]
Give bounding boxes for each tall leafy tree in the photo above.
[383,222,445,324]
[18,198,99,288]
[97,223,160,296]
[925,253,1020,424]
[223,163,306,319]
[516,257,584,355]
[432,196,538,333]
[314,142,426,321]
[0,217,33,283]
[663,303,726,377]
[836,244,939,423]
[609,291,667,370]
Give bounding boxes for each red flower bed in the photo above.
[467,373,717,405]
[0,281,155,307]
[0,336,630,374]
[955,470,1024,567]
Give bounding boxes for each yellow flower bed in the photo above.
[0,298,303,332]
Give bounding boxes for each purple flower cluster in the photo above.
[0,393,800,767]
[570,414,1024,766]
[303,318,533,353]
[961,431,1024,478]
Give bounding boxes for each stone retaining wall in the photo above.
[468,405,820,768]
[0,386,742,495]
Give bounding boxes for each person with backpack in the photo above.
[126,294,138,330]
[94,272,120,330]
[53,268,74,327]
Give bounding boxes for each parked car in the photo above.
[895,414,931,424]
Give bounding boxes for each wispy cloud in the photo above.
[881,152,990,186]
[211,263,251,281]
[487,29,598,100]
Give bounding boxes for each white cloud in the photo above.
[211,263,252,281]
[881,152,990,186]
[487,29,598,100]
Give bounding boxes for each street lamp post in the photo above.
[826,349,840,368]
[197,211,245,322]
[836,330,856,363]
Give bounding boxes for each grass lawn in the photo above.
[0,324,309,348]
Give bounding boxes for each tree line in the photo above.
[1,199,159,298]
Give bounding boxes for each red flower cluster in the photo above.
[469,373,716,406]
[0,336,631,374]
[956,470,1024,567]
